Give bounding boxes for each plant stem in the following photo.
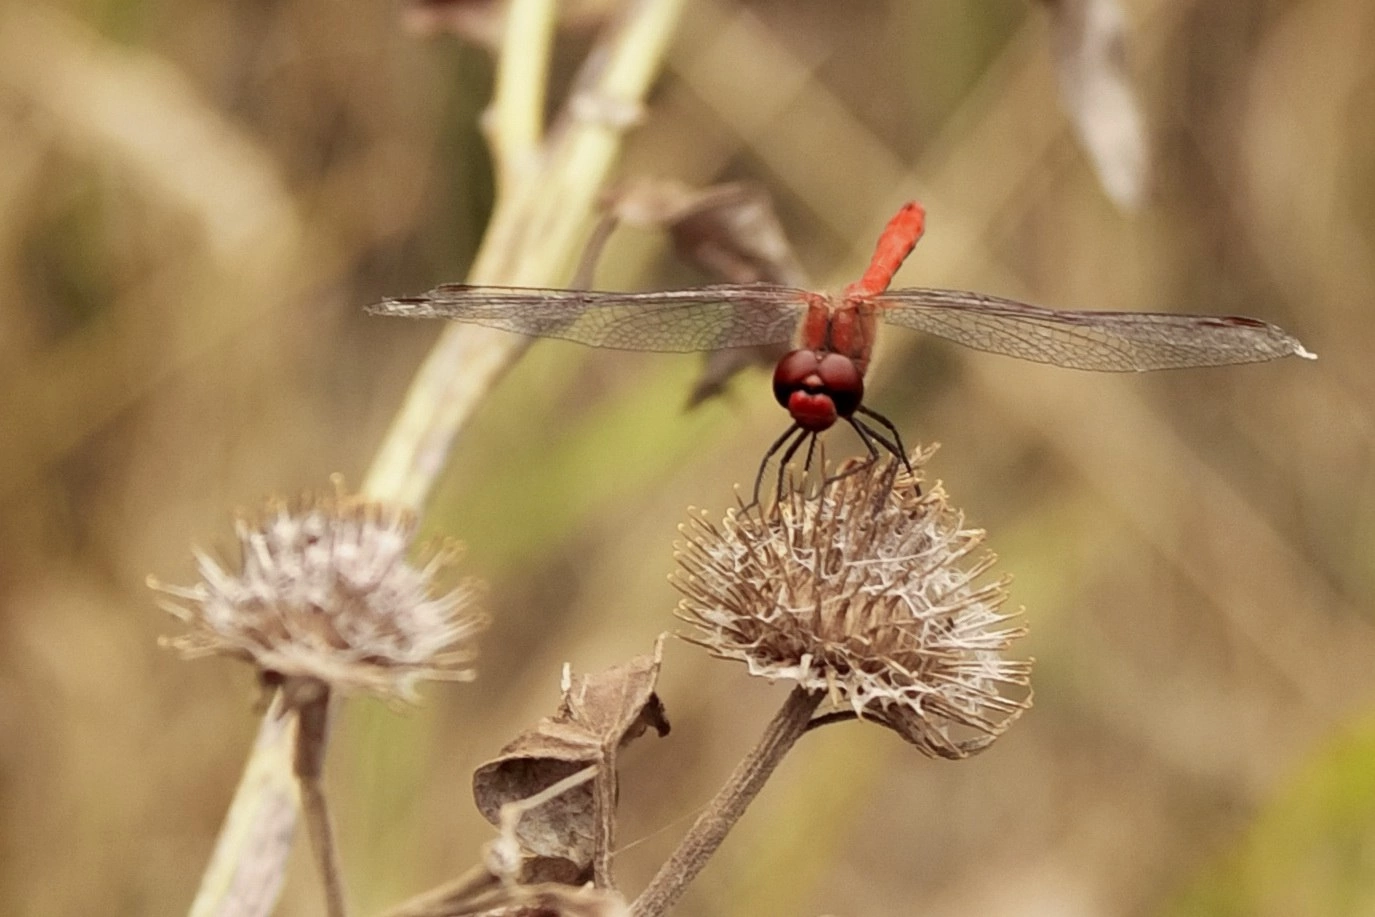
[185,692,298,917]
[183,2,686,913]
[487,0,557,190]
[294,686,348,917]
[376,864,500,917]
[593,746,618,890]
[363,0,686,509]
[629,686,823,917]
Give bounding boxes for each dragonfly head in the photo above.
[772,350,864,432]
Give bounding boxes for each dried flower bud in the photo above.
[151,488,486,701]
[672,450,1031,759]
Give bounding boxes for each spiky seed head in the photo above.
[673,449,1031,759]
[151,487,486,702]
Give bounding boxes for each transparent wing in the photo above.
[369,283,810,353]
[874,287,1315,371]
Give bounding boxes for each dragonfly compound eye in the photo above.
[772,350,865,432]
[772,350,824,407]
[815,352,864,417]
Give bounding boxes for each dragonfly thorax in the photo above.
[772,349,865,432]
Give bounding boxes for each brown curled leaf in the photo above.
[471,637,670,869]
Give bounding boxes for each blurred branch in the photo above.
[0,7,299,261]
[187,695,299,917]
[0,7,316,507]
[485,0,557,195]
[188,2,686,915]
[364,0,686,508]
[1038,0,1150,210]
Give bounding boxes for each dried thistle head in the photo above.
[672,449,1031,759]
[150,485,486,702]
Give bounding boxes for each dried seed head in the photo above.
[151,487,486,702]
[673,449,1031,759]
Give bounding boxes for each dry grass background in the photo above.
[1,0,1373,914]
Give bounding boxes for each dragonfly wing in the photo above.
[370,284,809,353]
[875,288,1315,371]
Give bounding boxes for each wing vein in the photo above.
[874,288,1311,371]
[368,284,810,353]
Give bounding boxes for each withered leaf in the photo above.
[463,883,628,917]
[585,180,804,406]
[471,637,670,868]
[557,634,670,745]
[383,862,626,917]
[1040,0,1150,210]
[600,180,807,289]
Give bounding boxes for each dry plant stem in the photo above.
[594,747,618,890]
[184,3,685,915]
[380,767,598,916]
[364,0,687,508]
[804,710,859,732]
[295,687,348,917]
[186,693,298,917]
[486,0,557,188]
[377,864,499,917]
[630,686,824,917]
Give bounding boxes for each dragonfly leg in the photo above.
[854,406,920,495]
[773,429,813,507]
[841,414,921,497]
[841,416,884,473]
[802,430,820,477]
[855,405,913,475]
[813,417,880,493]
[751,423,803,509]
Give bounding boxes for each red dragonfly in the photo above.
[372,202,1314,496]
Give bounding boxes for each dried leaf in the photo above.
[557,635,671,747]
[590,180,804,405]
[382,859,626,917]
[602,180,807,288]
[511,855,586,887]
[474,753,596,866]
[1041,0,1150,210]
[471,638,670,868]
[464,884,628,917]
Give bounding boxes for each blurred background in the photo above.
[2,0,1374,914]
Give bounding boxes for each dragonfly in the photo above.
[371,202,1315,498]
